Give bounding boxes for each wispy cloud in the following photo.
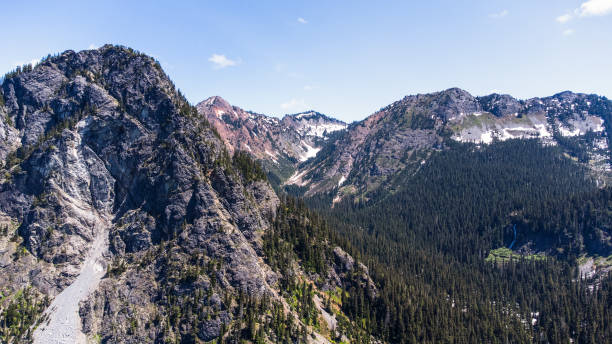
[208,54,238,69]
[563,28,575,36]
[556,14,572,23]
[555,0,612,24]
[303,85,314,91]
[297,17,308,24]
[579,0,612,16]
[88,43,98,50]
[489,9,508,18]
[281,98,308,111]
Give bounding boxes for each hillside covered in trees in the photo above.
[306,139,612,343]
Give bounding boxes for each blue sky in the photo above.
[2,1,611,122]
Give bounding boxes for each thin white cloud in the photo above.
[556,13,572,23]
[489,9,508,18]
[297,17,308,24]
[579,0,612,16]
[88,43,97,50]
[303,85,314,91]
[281,98,308,111]
[563,28,575,35]
[555,0,612,23]
[208,54,238,69]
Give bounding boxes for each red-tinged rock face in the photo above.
[196,96,347,175]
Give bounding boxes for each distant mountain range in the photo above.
[204,88,612,202]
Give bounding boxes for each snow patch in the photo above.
[299,142,320,162]
[296,122,347,138]
[480,131,493,144]
[533,123,552,138]
[262,116,279,125]
[295,111,316,119]
[453,119,555,144]
[558,125,581,137]
[286,169,309,186]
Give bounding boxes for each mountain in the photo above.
[0,46,610,344]
[300,90,612,343]
[196,97,346,186]
[310,137,612,342]
[287,88,612,202]
[0,46,367,344]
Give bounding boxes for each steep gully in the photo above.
[32,218,109,344]
[31,124,114,344]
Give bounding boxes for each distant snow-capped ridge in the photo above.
[196,96,347,168]
[283,111,348,138]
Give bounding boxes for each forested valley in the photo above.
[287,139,612,343]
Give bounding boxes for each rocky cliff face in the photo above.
[286,88,612,203]
[0,46,366,344]
[197,97,346,185]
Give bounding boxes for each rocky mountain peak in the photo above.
[552,90,580,101]
[284,110,339,122]
[477,93,522,117]
[200,95,233,110]
[382,87,481,122]
[440,87,475,99]
[2,44,183,140]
